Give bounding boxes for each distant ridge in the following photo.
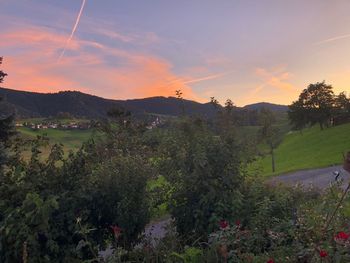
[243,102,288,112]
[0,87,216,118]
[0,87,288,118]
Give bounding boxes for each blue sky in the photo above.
[1,0,350,105]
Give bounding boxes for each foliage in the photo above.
[107,178,350,263]
[0,59,15,166]
[159,118,244,240]
[257,108,283,172]
[0,118,153,262]
[289,81,350,130]
[0,57,7,84]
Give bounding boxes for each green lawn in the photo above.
[17,127,94,158]
[255,123,350,176]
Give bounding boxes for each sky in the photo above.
[1,0,350,106]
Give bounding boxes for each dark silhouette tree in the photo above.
[289,81,335,130]
[288,99,308,131]
[0,57,15,143]
[0,57,15,166]
[175,89,185,115]
[0,57,7,84]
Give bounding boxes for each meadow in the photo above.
[17,126,94,157]
[256,123,350,176]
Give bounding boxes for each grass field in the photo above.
[254,123,350,177]
[17,127,94,158]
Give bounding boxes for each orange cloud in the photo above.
[234,67,300,106]
[1,26,203,101]
[255,67,298,92]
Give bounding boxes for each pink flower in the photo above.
[266,259,275,263]
[219,220,229,229]
[319,250,328,258]
[235,220,241,226]
[110,225,122,238]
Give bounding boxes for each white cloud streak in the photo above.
[57,0,86,62]
[314,33,350,45]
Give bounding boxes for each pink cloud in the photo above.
[1,26,204,101]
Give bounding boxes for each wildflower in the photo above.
[319,250,328,258]
[219,220,229,229]
[110,225,122,238]
[267,259,275,263]
[335,231,349,240]
[235,220,241,226]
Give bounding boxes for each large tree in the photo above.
[289,81,335,130]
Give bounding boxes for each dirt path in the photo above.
[269,165,350,189]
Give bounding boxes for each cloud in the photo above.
[314,33,350,45]
[234,66,300,106]
[1,25,203,101]
[255,67,297,92]
[166,71,233,87]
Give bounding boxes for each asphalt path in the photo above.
[269,165,349,189]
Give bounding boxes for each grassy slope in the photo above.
[256,123,350,176]
[17,127,93,157]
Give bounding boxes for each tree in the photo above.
[334,92,350,114]
[0,57,15,166]
[288,99,308,131]
[176,89,185,115]
[289,81,335,130]
[0,57,7,84]
[258,108,281,173]
[160,118,243,241]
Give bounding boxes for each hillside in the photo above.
[0,87,217,118]
[244,102,288,112]
[0,87,288,119]
[255,123,350,176]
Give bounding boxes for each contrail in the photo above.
[167,70,235,87]
[57,0,86,62]
[314,33,350,45]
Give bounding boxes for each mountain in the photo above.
[0,87,216,118]
[243,102,288,112]
[0,87,288,119]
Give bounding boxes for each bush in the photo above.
[0,133,152,261]
[159,119,244,240]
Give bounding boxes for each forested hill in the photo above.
[0,87,287,119]
[0,87,217,118]
[243,102,288,112]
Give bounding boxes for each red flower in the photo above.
[267,259,275,263]
[335,231,349,240]
[235,220,241,226]
[110,225,122,238]
[219,220,229,229]
[319,250,328,258]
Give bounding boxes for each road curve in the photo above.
[269,165,350,189]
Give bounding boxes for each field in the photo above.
[17,127,94,158]
[255,123,350,176]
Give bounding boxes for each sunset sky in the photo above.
[1,0,350,106]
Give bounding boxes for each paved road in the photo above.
[269,165,350,189]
